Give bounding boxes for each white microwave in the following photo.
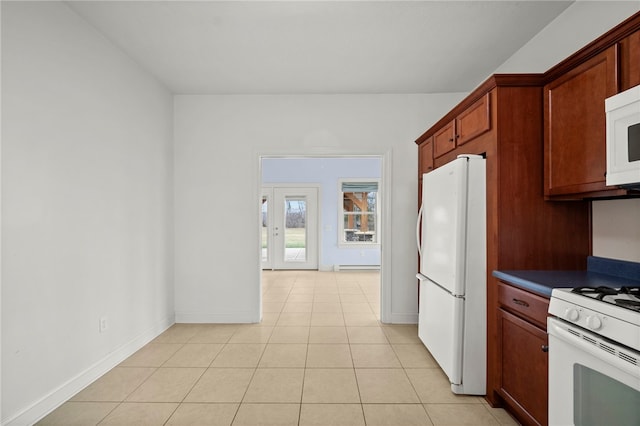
[605,85,640,189]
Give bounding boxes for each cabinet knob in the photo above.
[541,345,549,353]
[448,138,454,142]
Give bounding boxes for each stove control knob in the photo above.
[564,308,579,322]
[586,315,603,331]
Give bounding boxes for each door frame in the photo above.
[256,152,392,324]
[261,184,320,270]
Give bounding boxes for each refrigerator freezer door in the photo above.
[418,278,464,385]
[420,157,468,296]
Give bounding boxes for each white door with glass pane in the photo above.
[261,186,318,270]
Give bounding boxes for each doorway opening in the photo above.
[258,155,388,322]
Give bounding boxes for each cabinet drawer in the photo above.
[498,282,549,329]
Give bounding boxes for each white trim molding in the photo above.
[5,316,174,426]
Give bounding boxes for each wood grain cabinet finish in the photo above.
[456,93,491,146]
[498,307,548,426]
[497,283,549,426]
[498,283,549,329]
[433,120,456,158]
[433,94,491,158]
[620,29,640,91]
[542,14,640,199]
[544,46,618,197]
[419,137,434,176]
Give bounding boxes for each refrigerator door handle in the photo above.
[416,274,458,297]
[416,204,423,256]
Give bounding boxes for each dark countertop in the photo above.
[493,256,640,298]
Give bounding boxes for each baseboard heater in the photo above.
[334,265,380,271]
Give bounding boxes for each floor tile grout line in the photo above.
[92,400,123,426]
[400,362,435,425]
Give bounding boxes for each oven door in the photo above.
[547,317,640,426]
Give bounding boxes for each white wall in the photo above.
[495,0,640,263]
[173,93,464,324]
[496,1,640,74]
[1,2,174,424]
[592,199,640,262]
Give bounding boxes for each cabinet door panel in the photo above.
[418,139,433,207]
[620,29,640,91]
[498,309,548,426]
[456,93,491,146]
[433,121,456,158]
[544,46,618,196]
[419,139,434,175]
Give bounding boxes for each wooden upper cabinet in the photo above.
[544,46,618,197]
[433,121,456,158]
[620,29,640,91]
[456,93,491,146]
[419,137,434,176]
[433,94,491,158]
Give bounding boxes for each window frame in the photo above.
[337,178,381,248]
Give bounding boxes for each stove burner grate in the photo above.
[571,286,619,300]
[620,287,640,299]
[614,299,640,311]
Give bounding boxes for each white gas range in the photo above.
[548,285,640,425]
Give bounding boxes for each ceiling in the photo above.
[66,0,575,95]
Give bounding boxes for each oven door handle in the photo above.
[548,319,640,379]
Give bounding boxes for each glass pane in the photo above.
[574,364,640,425]
[367,192,376,212]
[261,196,268,262]
[343,191,376,213]
[343,213,376,243]
[342,187,377,244]
[284,197,306,262]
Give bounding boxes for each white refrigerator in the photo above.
[416,154,486,395]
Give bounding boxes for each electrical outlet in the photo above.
[99,316,108,333]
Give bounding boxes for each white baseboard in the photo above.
[4,316,174,426]
[174,311,258,324]
[388,312,418,324]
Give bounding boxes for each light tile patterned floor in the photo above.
[37,271,519,425]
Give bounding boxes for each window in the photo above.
[339,180,379,245]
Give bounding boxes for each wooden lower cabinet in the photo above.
[497,282,549,426]
[497,308,548,426]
